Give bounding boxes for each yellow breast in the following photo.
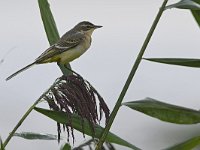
[59,35,91,64]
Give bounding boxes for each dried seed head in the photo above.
[43,74,110,142]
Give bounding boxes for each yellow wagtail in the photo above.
[6,21,102,81]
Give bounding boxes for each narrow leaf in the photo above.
[191,0,200,27]
[165,0,200,10]
[13,132,59,140]
[164,136,200,150]
[144,58,200,68]
[123,97,200,124]
[38,0,71,75]
[38,0,59,44]
[165,0,200,28]
[60,143,71,150]
[34,107,141,150]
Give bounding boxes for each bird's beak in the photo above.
[94,25,103,29]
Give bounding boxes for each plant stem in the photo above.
[3,78,61,147]
[95,0,168,149]
[3,99,41,147]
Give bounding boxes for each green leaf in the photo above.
[165,0,200,27]
[165,0,200,10]
[13,132,59,140]
[164,136,200,150]
[191,9,200,27]
[123,97,200,124]
[38,0,59,44]
[34,107,141,150]
[60,143,71,150]
[144,58,200,68]
[38,0,71,75]
[191,0,200,27]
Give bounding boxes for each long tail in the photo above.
[6,62,36,81]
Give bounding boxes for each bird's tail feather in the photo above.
[6,62,36,81]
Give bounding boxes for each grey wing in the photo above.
[35,32,84,63]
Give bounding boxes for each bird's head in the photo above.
[74,21,102,35]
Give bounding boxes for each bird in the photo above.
[6,21,102,81]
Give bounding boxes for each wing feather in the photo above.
[35,32,84,63]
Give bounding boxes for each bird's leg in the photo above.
[64,64,81,77]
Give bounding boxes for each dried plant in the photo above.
[43,73,110,142]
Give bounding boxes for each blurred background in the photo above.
[1,0,200,149]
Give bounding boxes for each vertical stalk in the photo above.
[3,78,61,147]
[3,99,41,147]
[96,0,168,149]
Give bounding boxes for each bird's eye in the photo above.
[81,25,92,31]
[86,25,91,29]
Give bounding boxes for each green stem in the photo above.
[3,99,41,147]
[96,0,168,149]
[57,63,72,76]
[3,78,61,147]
